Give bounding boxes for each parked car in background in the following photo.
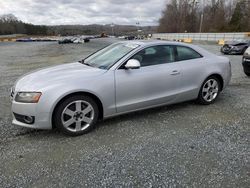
[125,36,136,40]
[221,40,250,55]
[73,37,90,43]
[242,46,250,76]
[10,41,231,136]
[58,38,73,44]
[58,37,90,44]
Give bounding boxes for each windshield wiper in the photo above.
[79,59,92,67]
[78,59,85,64]
[78,59,104,69]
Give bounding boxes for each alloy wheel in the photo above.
[202,79,219,102]
[61,100,94,132]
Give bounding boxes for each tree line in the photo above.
[0,14,47,35]
[158,0,250,33]
[0,14,156,36]
[1,0,249,36]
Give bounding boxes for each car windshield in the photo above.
[83,43,140,69]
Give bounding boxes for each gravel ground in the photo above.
[0,39,249,187]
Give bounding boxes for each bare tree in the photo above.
[229,0,250,31]
[158,0,248,33]
[158,0,200,33]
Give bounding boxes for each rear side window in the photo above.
[176,46,202,61]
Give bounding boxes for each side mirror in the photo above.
[125,59,141,69]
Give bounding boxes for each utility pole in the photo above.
[111,23,114,36]
[136,22,141,38]
[199,0,204,33]
[199,13,203,33]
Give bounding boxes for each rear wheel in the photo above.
[54,95,99,136]
[197,76,221,105]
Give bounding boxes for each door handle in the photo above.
[170,70,180,75]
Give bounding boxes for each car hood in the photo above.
[225,41,247,46]
[14,62,106,91]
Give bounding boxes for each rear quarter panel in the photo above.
[175,55,231,103]
[209,56,231,89]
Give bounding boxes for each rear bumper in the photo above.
[224,65,232,89]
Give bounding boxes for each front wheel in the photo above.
[197,76,221,105]
[54,95,99,136]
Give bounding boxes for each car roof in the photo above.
[119,40,187,47]
[118,40,215,57]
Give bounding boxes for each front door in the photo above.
[115,45,181,113]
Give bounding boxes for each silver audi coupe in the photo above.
[11,41,231,135]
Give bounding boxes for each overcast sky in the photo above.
[0,0,167,26]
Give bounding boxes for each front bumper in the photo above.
[11,101,52,130]
[221,47,243,55]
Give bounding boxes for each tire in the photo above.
[53,95,99,136]
[197,76,221,105]
[245,72,250,77]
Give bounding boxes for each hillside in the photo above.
[0,14,156,36]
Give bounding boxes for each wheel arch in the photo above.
[51,91,104,129]
[204,73,224,91]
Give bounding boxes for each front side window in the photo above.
[130,45,175,67]
[84,43,139,69]
[176,46,202,61]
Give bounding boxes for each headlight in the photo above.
[15,92,42,103]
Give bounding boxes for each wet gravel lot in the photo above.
[0,39,249,187]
